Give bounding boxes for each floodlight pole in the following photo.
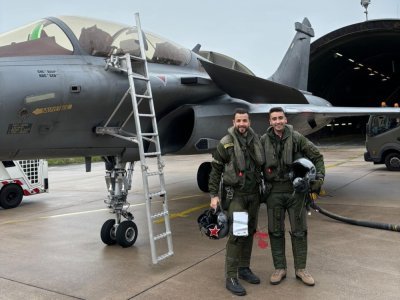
[360,0,371,21]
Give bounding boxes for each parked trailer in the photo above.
[0,160,48,209]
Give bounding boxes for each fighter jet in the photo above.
[0,15,398,250]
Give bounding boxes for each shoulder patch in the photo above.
[223,142,234,149]
[220,134,232,144]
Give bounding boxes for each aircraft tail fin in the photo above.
[268,18,314,91]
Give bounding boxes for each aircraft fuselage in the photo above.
[0,54,223,160]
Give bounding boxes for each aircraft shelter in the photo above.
[308,19,400,135]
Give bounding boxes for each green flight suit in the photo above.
[261,125,325,270]
[208,126,264,278]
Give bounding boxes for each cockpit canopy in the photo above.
[0,16,191,66]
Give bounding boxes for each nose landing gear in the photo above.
[100,156,138,247]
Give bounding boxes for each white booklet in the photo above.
[233,211,248,236]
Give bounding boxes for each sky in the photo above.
[0,0,399,77]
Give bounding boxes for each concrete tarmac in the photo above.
[1,145,400,300]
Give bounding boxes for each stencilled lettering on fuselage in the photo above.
[7,123,32,134]
[37,69,58,78]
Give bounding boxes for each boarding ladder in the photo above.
[97,13,173,264]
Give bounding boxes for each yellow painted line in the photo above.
[169,194,204,201]
[1,155,362,226]
[314,154,363,197]
[2,155,362,226]
[154,203,209,224]
[153,194,208,223]
[0,194,208,225]
[325,154,363,169]
[0,219,32,225]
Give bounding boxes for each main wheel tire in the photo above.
[0,184,23,209]
[384,152,400,171]
[197,162,212,193]
[116,220,138,248]
[100,219,117,245]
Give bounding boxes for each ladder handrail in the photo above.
[97,13,173,264]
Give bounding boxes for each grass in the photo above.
[47,156,103,166]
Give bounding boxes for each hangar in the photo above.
[201,19,400,136]
[309,19,400,135]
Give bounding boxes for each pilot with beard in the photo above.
[208,108,264,296]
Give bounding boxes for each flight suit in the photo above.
[208,127,263,278]
[261,125,325,270]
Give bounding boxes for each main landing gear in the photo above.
[100,156,138,248]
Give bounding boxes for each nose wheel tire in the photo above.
[100,219,117,245]
[116,220,138,248]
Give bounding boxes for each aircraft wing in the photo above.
[283,105,400,117]
[199,60,400,117]
[199,59,309,104]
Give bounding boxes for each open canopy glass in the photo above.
[0,16,191,66]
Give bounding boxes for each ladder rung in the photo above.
[151,211,169,219]
[131,74,148,81]
[138,113,155,117]
[157,251,174,262]
[141,133,157,137]
[148,191,165,198]
[136,94,152,99]
[129,55,146,61]
[153,231,171,241]
[144,152,161,157]
[147,171,162,176]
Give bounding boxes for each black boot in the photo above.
[238,267,261,284]
[226,277,246,296]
